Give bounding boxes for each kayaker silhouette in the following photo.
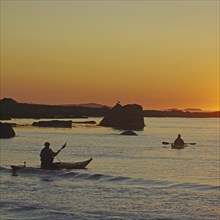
[174,134,185,146]
[40,142,66,169]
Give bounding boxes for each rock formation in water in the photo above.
[120,130,138,136]
[72,121,96,124]
[32,120,72,128]
[99,103,145,130]
[0,122,16,138]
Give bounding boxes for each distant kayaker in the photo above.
[174,134,185,146]
[40,142,66,169]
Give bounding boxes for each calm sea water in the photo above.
[0,117,219,220]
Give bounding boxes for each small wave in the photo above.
[109,176,131,181]
[2,165,219,192]
[41,178,54,182]
[75,173,111,180]
[58,171,220,191]
[57,171,78,178]
[7,203,43,213]
[169,182,220,191]
[18,167,43,173]
[0,166,11,173]
[89,173,105,180]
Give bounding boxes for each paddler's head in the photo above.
[44,142,50,148]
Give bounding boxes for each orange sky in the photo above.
[1,1,219,110]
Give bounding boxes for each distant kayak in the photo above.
[11,158,93,172]
[162,141,195,149]
[171,144,187,149]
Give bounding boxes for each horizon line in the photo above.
[0,97,219,112]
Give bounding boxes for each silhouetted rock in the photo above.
[120,130,138,136]
[0,98,17,105]
[4,123,17,127]
[0,122,16,138]
[0,116,11,120]
[32,120,72,128]
[99,103,145,130]
[72,121,96,124]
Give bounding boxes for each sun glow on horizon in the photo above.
[1,1,219,111]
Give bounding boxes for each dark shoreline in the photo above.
[0,98,219,120]
[143,110,219,118]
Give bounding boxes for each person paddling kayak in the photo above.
[40,142,66,169]
[174,134,185,146]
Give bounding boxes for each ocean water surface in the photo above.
[0,117,219,220]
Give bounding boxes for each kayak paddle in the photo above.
[56,142,67,155]
[55,142,67,162]
[162,141,196,145]
[61,142,67,149]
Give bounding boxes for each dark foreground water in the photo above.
[0,118,219,219]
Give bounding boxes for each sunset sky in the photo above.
[1,1,219,110]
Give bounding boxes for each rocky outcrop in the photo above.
[99,103,145,130]
[72,120,96,124]
[0,98,17,105]
[0,116,11,120]
[120,130,138,136]
[0,122,16,138]
[32,120,72,128]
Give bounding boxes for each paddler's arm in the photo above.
[48,149,58,157]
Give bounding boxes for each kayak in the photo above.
[171,144,187,149]
[54,158,93,169]
[11,158,93,172]
[162,141,195,149]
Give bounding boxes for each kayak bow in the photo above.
[171,143,187,149]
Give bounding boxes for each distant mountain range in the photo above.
[65,103,110,108]
[183,108,202,112]
[165,108,203,112]
[142,109,219,118]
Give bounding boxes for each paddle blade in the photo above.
[62,142,67,149]
[162,142,170,145]
[188,143,196,145]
